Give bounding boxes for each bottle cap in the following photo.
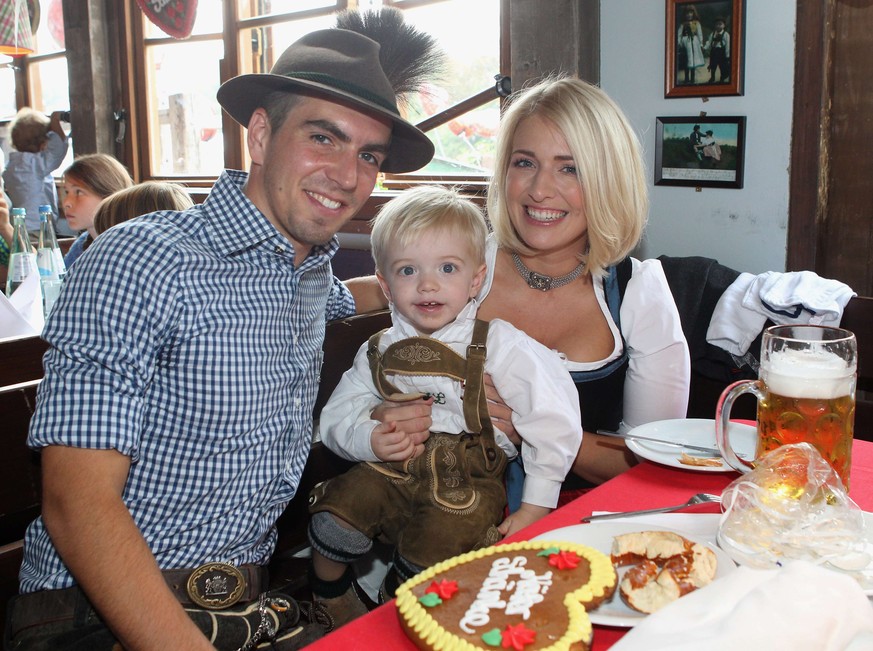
[11,207,25,217]
[39,204,51,212]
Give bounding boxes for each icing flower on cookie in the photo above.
[548,549,581,570]
[501,623,536,650]
[425,579,459,600]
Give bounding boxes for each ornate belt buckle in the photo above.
[186,562,246,610]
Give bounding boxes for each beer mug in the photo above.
[716,325,857,488]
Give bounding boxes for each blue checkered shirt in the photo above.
[20,170,355,592]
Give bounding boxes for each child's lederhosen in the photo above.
[308,319,508,569]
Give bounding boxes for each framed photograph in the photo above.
[654,116,746,189]
[665,0,745,98]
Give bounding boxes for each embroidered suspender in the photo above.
[366,319,494,441]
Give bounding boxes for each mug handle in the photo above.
[715,379,764,473]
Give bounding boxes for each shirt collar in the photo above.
[201,170,340,263]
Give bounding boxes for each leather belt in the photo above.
[7,563,268,640]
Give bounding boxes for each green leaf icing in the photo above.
[418,592,443,607]
[481,628,503,646]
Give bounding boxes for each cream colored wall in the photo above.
[601,0,796,274]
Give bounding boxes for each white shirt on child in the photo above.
[318,299,582,509]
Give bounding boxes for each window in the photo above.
[1,0,72,173]
[130,0,504,182]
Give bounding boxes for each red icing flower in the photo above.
[425,579,458,600]
[501,623,536,650]
[548,550,580,570]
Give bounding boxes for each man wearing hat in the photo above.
[6,24,435,651]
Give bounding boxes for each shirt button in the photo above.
[274,245,285,254]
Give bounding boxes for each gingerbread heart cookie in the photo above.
[396,540,616,651]
[135,0,197,39]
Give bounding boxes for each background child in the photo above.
[2,109,69,242]
[92,181,193,236]
[60,153,133,268]
[307,185,582,626]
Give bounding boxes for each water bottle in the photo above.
[37,204,65,315]
[5,208,37,297]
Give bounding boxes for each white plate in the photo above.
[625,418,756,473]
[532,522,737,627]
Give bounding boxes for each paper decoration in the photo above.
[135,0,197,39]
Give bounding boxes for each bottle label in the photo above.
[37,248,59,280]
[53,248,67,277]
[9,252,37,282]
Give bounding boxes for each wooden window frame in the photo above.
[119,0,507,196]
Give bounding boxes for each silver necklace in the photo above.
[511,252,586,291]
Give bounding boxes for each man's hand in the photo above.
[497,503,552,539]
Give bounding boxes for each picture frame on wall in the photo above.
[654,115,746,189]
[665,0,745,98]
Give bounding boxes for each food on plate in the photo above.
[395,540,616,650]
[610,531,717,614]
[678,452,723,467]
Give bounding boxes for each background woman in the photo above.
[477,76,690,488]
[678,5,706,84]
[92,181,193,236]
[61,154,133,268]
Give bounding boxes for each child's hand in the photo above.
[370,396,432,457]
[497,503,552,538]
[371,421,422,462]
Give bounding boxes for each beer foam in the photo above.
[763,348,855,399]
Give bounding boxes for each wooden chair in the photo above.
[272,310,392,564]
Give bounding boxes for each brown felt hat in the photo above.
[217,28,434,174]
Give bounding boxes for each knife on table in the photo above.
[596,429,722,456]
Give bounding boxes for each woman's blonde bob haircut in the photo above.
[487,76,648,278]
[370,185,488,273]
[93,181,194,235]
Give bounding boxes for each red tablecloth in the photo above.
[304,439,873,650]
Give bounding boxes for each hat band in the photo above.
[288,72,399,115]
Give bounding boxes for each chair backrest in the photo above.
[312,309,391,419]
[839,296,873,439]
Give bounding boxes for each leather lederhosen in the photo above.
[364,318,506,511]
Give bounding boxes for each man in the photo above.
[705,17,731,83]
[6,28,434,651]
[690,124,703,161]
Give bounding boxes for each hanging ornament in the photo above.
[135,0,198,39]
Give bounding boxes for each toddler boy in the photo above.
[307,185,582,626]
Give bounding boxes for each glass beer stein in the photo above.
[716,325,857,488]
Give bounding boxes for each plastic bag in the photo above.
[717,443,872,589]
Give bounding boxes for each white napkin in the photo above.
[706,271,856,356]
[0,269,44,337]
[611,560,873,651]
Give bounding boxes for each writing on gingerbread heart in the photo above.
[135,0,197,39]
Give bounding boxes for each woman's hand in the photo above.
[370,397,433,459]
[483,374,520,445]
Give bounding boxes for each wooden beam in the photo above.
[62,0,115,154]
[509,0,599,89]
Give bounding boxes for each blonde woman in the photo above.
[476,77,690,488]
